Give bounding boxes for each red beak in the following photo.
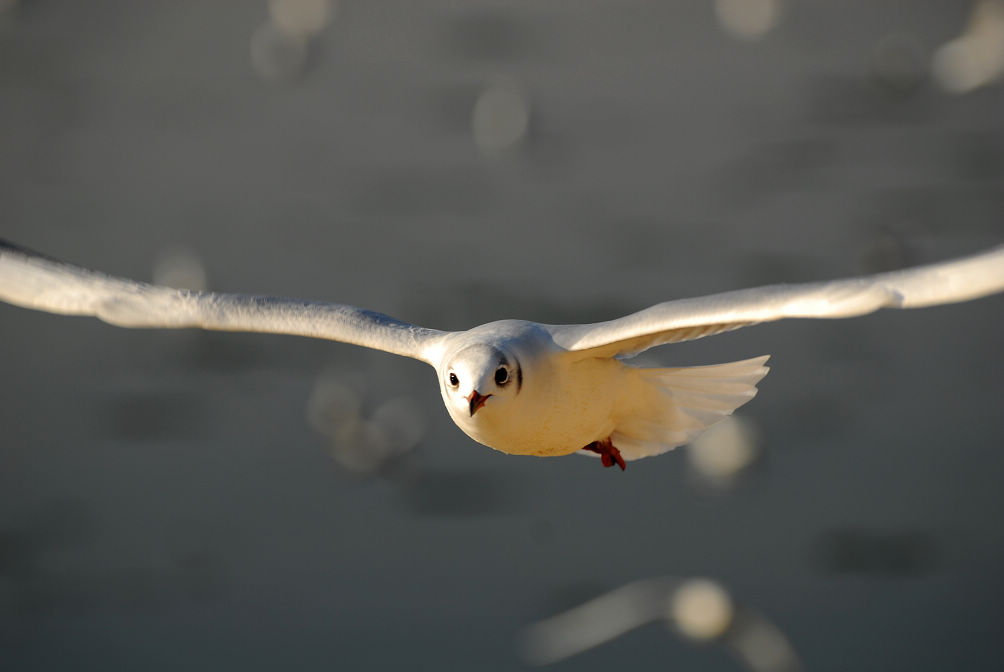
[466,390,491,416]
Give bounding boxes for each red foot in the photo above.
[582,438,626,471]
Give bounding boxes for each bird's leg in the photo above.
[582,437,626,471]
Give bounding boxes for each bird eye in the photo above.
[494,366,509,386]
[448,372,459,387]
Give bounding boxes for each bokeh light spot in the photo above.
[715,0,782,41]
[472,77,530,155]
[932,0,1004,93]
[669,578,734,641]
[152,246,208,292]
[269,0,336,39]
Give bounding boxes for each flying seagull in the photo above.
[1,240,1002,470]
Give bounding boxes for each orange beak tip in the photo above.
[466,390,491,416]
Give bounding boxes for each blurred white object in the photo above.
[472,77,530,155]
[715,0,783,41]
[307,374,362,433]
[521,576,802,671]
[688,415,761,486]
[371,397,426,456]
[669,578,734,640]
[269,0,336,39]
[728,615,802,672]
[252,0,337,82]
[152,246,208,292]
[932,0,1004,93]
[307,372,424,474]
[520,577,680,665]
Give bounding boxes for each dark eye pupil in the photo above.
[449,373,459,386]
[494,367,509,385]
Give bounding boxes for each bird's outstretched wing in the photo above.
[549,245,1004,358]
[0,240,446,364]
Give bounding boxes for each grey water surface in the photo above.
[1,2,1003,670]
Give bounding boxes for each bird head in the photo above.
[440,342,522,422]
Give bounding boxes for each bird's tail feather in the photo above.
[604,355,770,461]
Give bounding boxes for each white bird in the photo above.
[2,240,1002,470]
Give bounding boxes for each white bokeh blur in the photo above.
[715,0,783,41]
[687,415,762,488]
[669,578,735,640]
[522,576,802,671]
[472,77,531,156]
[269,0,336,39]
[252,0,338,81]
[932,0,1004,93]
[151,246,209,292]
[307,370,425,474]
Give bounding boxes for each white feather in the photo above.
[2,239,1001,467]
[586,356,770,461]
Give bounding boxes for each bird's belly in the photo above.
[463,416,610,457]
[461,359,622,457]
[450,403,581,457]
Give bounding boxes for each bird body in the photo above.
[439,321,625,457]
[1,239,1002,470]
[434,319,769,462]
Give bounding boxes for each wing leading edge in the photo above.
[550,245,1004,358]
[0,240,446,364]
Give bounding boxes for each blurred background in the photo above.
[1,1,1003,669]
